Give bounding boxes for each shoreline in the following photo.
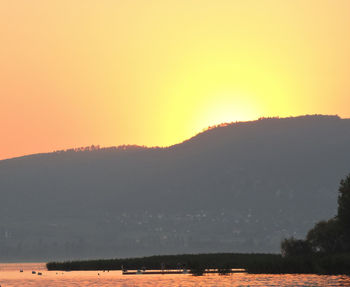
[46,252,350,275]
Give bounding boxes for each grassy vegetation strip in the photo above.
[47,253,350,275]
[47,253,277,271]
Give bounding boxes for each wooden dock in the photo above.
[122,269,246,275]
[123,270,184,275]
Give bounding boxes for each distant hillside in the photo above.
[1,115,350,261]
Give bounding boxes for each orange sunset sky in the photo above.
[1,0,350,160]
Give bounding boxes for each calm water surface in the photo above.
[0,263,350,287]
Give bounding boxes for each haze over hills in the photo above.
[1,115,350,261]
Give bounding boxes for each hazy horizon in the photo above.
[1,115,349,261]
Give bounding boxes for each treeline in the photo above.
[52,144,156,154]
[204,114,340,132]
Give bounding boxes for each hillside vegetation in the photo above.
[1,115,350,261]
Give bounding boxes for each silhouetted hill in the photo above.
[1,115,350,261]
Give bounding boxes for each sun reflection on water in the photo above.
[0,263,349,287]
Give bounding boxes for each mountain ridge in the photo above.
[0,114,350,261]
[1,114,346,162]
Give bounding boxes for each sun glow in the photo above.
[194,92,260,131]
[0,0,350,159]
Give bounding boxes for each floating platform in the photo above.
[123,270,185,275]
[122,269,246,275]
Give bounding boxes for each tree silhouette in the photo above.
[282,173,350,256]
[281,237,311,257]
[337,174,350,251]
[338,174,350,229]
[306,218,342,253]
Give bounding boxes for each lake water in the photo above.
[1,263,350,287]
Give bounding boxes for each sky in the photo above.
[1,0,350,160]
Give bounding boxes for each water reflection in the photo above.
[0,263,349,287]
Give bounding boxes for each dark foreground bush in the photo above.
[188,262,206,276]
[247,253,350,275]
